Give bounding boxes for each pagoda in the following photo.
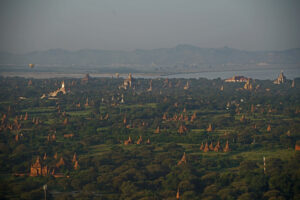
[136,136,143,144]
[214,141,221,152]
[295,142,300,151]
[184,81,189,90]
[220,85,224,91]
[291,80,295,88]
[63,118,68,125]
[267,124,271,132]
[155,126,160,134]
[176,187,180,199]
[146,138,151,144]
[177,152,187,165]
[203,142,210,152]
[85,98,89,107]
[72,153,77,163]
[147,80,152,92]
[223,140,230,152]
[207,124,213,132]
[123,115,127,125]
[56,157,65,168]
[244,79,253,91]
[190,112,197,122]
[200,142,204,151]
[74,160,79,170]
[124,136,132,145]
[43,153,47,160]
[209,142,214,151]
[178,124,187,135]
[162,113,167,120]
[240,114,246,122]
[24,112,28,121]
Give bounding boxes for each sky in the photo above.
[0,0,299,53]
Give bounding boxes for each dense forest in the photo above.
[0,74,299,200]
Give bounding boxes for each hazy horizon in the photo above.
[1,0,300,54]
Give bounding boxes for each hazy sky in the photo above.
[0,0,299,53]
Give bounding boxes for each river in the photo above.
[0,68,299,80]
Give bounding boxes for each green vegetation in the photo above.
[0,76,299,199]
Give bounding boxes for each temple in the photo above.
[49,81,66,97]
[243,80,253,91]
[273,71,286,84]
[225,76,250,83]
[119,73,133,90]
[147,80,152,92]
[30,157,49,176]
[184,81,190,90]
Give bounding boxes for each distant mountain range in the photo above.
[1,45,299,70]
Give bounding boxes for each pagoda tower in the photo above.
[209,142,214,151]
[177,152,187,165]
[176,187,180,199]
[224,140,230,152]
[267,124,271,132]
[200,142,204,151]
[203,142,209,152]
